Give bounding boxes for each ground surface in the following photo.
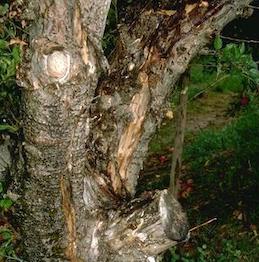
[138,91,235,192]
[138,90,259,261]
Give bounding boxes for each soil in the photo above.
[186,91,236,132]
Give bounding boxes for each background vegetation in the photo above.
[0,2,23,260]
[145,30,259,262]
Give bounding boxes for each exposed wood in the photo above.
[18,0,112,260]
[92,0,253,199]
[104,190,188,261]
[15,0,253,261]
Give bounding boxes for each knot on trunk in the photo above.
[46,50,70,81]
[27,38,75,89]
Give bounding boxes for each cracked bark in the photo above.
[16,0,252,261]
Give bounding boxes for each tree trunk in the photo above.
[16,0,252,261]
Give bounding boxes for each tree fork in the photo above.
[16,0,253,261]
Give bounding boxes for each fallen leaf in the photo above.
[233,209,243,220]
[21,20,27,28]
[165,110,174,119]
[159,155,167,164]
[9,38,28,46]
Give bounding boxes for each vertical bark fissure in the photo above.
[17,0,253,260]
[60,175,78,262]
[19,0,112,260]
[95,0,252,198]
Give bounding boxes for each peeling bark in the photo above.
[93,0,253,198]
[16,0,253,261]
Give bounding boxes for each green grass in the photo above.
[166,98,259,262]
[142,39,259,261]
[184,98,259,190]
[143,90,259,262]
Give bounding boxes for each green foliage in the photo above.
[102,0,118,56]
[216,42,259,91]
[170,244,209,262]
[0,124,18,133]
[0,45,20,84]
[0,4,20,259]
[184,97,259,191]
[0,228,16,260]
[169,240,245,262]
[186,37,259,98]
[165,38,259,262]
[217,240,242,261]
[0,181,13,212]
[214,35,223,50]
[0,198,13,209]
[0,182,18,261]
[0,2,21,135]
[0,4,8,17]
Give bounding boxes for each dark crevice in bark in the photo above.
[15,0,253,261]
[91,0,253,198]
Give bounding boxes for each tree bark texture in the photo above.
[17,0,252,261]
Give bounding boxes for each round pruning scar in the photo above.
[46,51,70,81]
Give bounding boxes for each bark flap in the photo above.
[17,0,252,261]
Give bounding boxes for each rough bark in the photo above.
[18,0,112,260]
[16,0,252,261]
